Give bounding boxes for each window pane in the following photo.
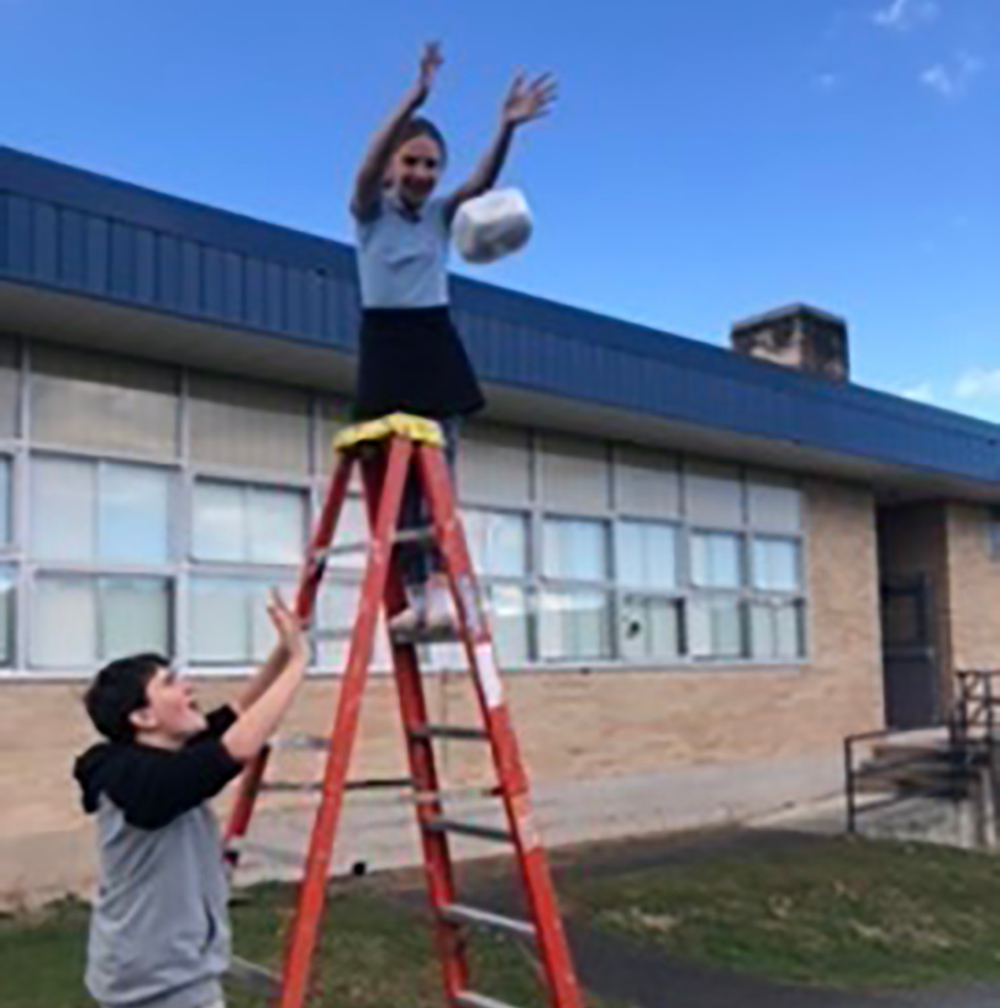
[190,578,251,663]
[32,575,97,668]
[691,532,742,589]
[490,584,531,666]
[540,589,612,661]
[315,578,391,671]
[0,457,10,544]
[0,567,13,666]
[101,578,170,660]
[748,477,802,532]
[330,496,369,570]
[752,538,801,592]
[99,464,171,563]
[685,462,742,527]
[31,457,96,561]
[464,509,528,578]
[247,487,306,565]
[543,519,607,581]
[621,596,681,662]
[617,521,677,590]
[689,597,744,660]
[750,600,804,660]
[31,344,178,457]
[192,482,246,562]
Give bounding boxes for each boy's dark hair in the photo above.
[393,117,448,165]
[84,653,170,742]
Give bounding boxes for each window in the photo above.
[541,517,611,661]
[192,481,305,565]
[691,531,743,589]
[30,344,178,457]
[750,600,804,660]
[313,578,393,672]
[189,576,295,665]
[31,457,171,563]
[464,508,529,578]
[0,456,11,546]
[0,566,13,666]
[617,520,677,591]
[621,595,682,662]
[30,575,170,669]
[751,537,801,592]
[689,597,745,660]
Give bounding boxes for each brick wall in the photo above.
[0,476,883,906]
[945,503,1000,670]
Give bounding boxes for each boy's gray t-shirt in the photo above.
[74,707,244,1008]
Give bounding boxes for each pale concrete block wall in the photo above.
[945,503,1000,670]
[0,476,884,906]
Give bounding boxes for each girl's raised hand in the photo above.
[501,72,558,127]
[414,41,444,104]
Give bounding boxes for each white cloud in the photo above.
[921,51,985,98]
[954,368,1000,400]
[873,0,939,31]
[900,382,935,403]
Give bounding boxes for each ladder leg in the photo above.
[223,453,356,858]
[360,453,471,1005]
[277,438,414,1008]
[417,444,586,1008]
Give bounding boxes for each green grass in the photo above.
[0,881,627,1008]
[569,835,1000,991]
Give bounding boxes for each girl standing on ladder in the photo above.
[350,42,556,637]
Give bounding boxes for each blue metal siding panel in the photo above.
[179,240,201,314]
[222,251,243,319]
[264,262,285,332]
[134,228,156,302]
[202,247,224,317]
[58,208,87,288]
[285,266,304,336]
[244,257,265,328]
[0,195,8,272]
[32,201,58,283]
[84,216,108,293]
[156,234,181,311]
[6,195,32,276]
[109,221,136,299]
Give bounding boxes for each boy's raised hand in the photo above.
[266,589,307,661]
[502,71,558,127]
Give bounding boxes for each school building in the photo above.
[2,145,1000,903]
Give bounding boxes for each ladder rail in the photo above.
[417,444,586,1008]
[276,437,415,1008]
[360,451,471,1002]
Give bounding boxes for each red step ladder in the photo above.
[223,413,585,1008]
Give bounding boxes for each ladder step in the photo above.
[271,734,329,751]
[226,838,302,868]
[457,992,525,1008]
[413,785,501,805]
[346,776,415,791]
[410,724,490,742]
[228,955,282,997]
[425,818,513,843]
[317,526,436,558]
[260,781,323,793]
[390,622,462,645]
[441,903,537,939]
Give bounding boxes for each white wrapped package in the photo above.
[453,188,533,264]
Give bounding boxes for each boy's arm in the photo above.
[351,42,442,221]
[220,593,308,763]
[443,71,557,223]
[234,640,290,713]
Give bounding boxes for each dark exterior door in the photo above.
[880,576,942,729]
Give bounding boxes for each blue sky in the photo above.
[2,0,997,417]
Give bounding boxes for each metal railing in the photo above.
[844,670,1000,834]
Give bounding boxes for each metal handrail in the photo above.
[844,669,1000,834]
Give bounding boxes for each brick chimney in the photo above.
[730,304,850,382]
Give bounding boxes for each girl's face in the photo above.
[387,135,444,208]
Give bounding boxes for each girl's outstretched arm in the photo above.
[351,42,443,221]
[444,71,557,222]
